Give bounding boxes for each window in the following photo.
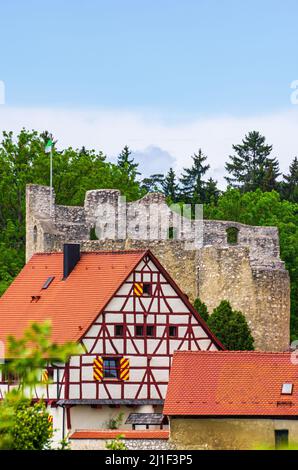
[169,326,178,338]
[47,367,54,381]
[134,282,152,297]
[275,430,289,449]
[42,276,55,289]
[2,370,19,384]
[115,325,124,337]
[103,358,119,379]
[135,325,144,337]
[135,325,155,337]
[281,383,293,395]
[143,283,152,297]
[226,226,239,245]
[89,226,99,240]
[33,225,37,244]
[168,227,177,240]
[146,325,155,337]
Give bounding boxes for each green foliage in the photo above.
[281,157,298,203]
[225,131,280,192]
[203,177,220,204]
[116,146,142,199]
[193,298,209,322]
[162,168,179,202]
[255,442,298,450]
[55,435,71,450]
[207,300,254,350]
[204,188,298,340]
[105,434,127,450]
[179,149,210,204]
[10,401,53,450]
[3,320,81,392]
[0,321,80,449]
[226,226,239,245]
[105,411,124,430]
[89,226,99,240]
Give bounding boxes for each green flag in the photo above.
[45,139,53,153]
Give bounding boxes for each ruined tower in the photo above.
[26,184,290,352]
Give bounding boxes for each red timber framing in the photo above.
[60,251,223,406]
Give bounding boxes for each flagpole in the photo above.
[50,146,53,218]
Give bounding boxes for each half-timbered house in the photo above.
[0,244,222,441]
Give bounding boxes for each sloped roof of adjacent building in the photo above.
[164,351,298,416]
[70,430,169,440]
[0,249,223,349]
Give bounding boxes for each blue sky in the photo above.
[0,0,298,185]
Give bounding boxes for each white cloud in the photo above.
[0,106,297,188]
[131,145,175,177]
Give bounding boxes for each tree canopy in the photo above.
[207,300,254,350]
[225,131,280,192]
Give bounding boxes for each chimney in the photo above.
[63,244,80,279]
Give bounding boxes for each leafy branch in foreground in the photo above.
[0,320,81,449]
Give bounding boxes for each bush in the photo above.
[105,435,127,450]
[207,300,254,350]
[11,401,53,450]
[193,298,209,322]
[105,411,124,430]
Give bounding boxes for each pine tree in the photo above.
[281,157,298,202]
[207,300,254,350]
[141,174,164,192]
[202,177,220,204]
[193,298,209,322]
[225,131,280,192]
[162,168,179,202]
[179,149,210,203]
[117,145,140,179]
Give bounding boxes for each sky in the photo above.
[0,0,298,187]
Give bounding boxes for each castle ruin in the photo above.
[26,184,290,352]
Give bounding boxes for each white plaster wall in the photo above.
[69,404,162,432]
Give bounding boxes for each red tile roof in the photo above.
[70,429,169,440]
[164,351,298,416]
[0,251,146,347]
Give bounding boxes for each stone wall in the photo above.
[70,438,175,451]
[169,417,298,450]
[197,247,290,351]
[25,184,291,351]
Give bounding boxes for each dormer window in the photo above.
[281,383,293,395]
[42,276,55,289]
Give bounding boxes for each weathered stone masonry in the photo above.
[26,184,290,351]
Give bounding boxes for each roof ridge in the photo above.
[33,249,147,256]
[174,350,292,355]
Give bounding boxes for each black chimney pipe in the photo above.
[63,244,80,279]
